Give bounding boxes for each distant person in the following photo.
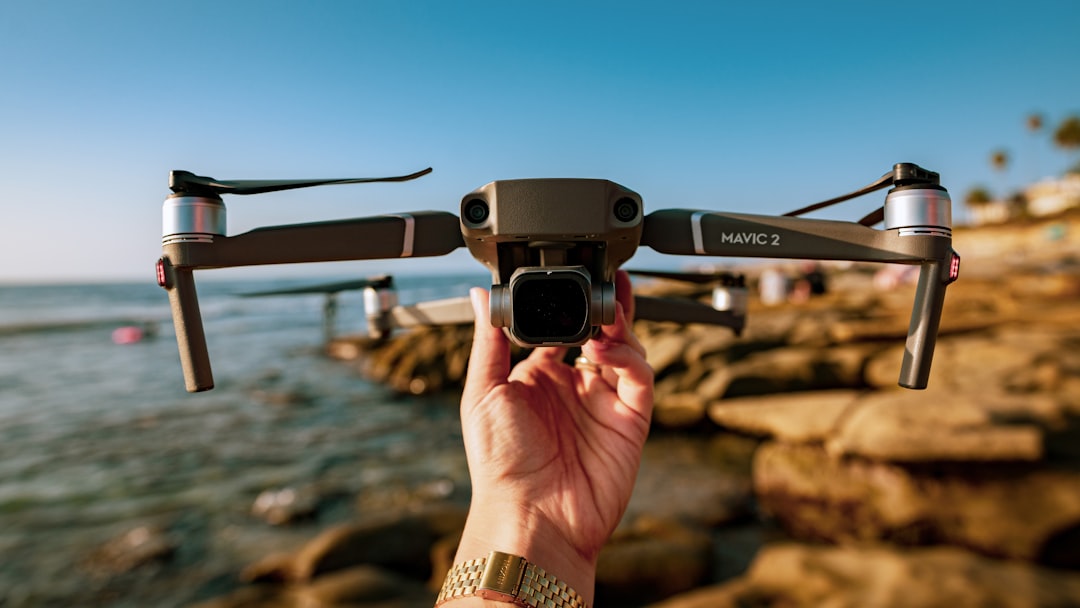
[759,266,789,306]
[436,270,653,607]
[790,261,827,303]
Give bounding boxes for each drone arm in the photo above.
[161,211,463,393]
[643,209,959,390]
[164,212,464,268]
[386,296,476,328]
[158,257,214,392]
[899,257,956,389]
[641,210,944,263]
[633,295,746,333]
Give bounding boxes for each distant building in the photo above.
[1025,174,1080,217]
[969,174,1080,226]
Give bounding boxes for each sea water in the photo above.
[0,273,487,606]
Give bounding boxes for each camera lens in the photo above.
[513,277,589,342]
[613,197,638,222]
[463,199,489,224]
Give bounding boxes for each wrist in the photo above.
[448,499,595,607]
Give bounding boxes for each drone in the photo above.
[157,163,960,393]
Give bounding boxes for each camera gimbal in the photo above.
[158,163,959,393]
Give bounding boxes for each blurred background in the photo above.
[1,1,1078,606]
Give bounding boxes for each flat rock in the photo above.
[826,391,1044,462]
[289,564,430,606]
[649,543,1080,608]
[708,390,861,443]
[753,442,1080,565]
[290,504,467,581]
[596,516,713,606]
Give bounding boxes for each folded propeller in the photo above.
[169,167,433,197]
[783,162,941,226]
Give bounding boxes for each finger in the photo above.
[598,301,646,358]
[527,345,568,365]
[462,288,511,406]
[615,269,635,323]
[581,338,654,422]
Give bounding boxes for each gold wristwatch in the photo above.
[436,550,588,608]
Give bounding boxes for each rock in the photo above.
[826,391,1045,462]
[650,543,1080,608]
[240,552,295,584]
[596,516,712,606]
[289,504,467,581]
[625,434,755,528]
[290,565,428,606]
[642,332,690,376]
[187,585,294,608]
[753,442,1080,565]
[82,525,176,576]
[654,392,708,428]
[700,346,871,399]
[707,390,861,443]
[251,486,319,525]
[427,531,463,591]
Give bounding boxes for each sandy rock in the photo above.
[240,551,296,583]
[290,504,467,582]
[187,586,295,608]
[826,391,1045,462]
[290,565,430,606]
[652,543,1080,608]
[624,434,756,529]
[654,392,708,428]
[81,525,176,576]
[251,486,319,525]
[643,332,690,375]
[596,516,713,606]
[754,442,1080,565]
[427,531,463,591]
[708,390,861,443]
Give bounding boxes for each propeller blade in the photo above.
[237,276,393,298]
[627,268,743,285]
[857,207,885,227]
[170,167,433,196]
[782,163,941,219]
[782,170,893,217]
[633,296,745,333]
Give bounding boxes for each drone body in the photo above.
[158,164,959,393]
[460,178,643,346]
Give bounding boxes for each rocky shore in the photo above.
[192,213,1080,607]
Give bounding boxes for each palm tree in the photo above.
[1027,113,1044,181]
[965,186,993,207]
[1053,115,1080,173]
[990,149,1009,199]
[964,186,994,225]
[990,149,1009,172]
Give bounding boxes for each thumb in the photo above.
[462,287,511,406]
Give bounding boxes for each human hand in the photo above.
[451,270,654,605]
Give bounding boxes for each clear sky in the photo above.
[2,0,1078,283]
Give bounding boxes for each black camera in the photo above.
[460,178,643,347]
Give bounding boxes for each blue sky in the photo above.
[1,0,1078,282]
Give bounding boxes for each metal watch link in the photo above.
[436,550,588,608]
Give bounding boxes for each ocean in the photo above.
[0,273,490,606]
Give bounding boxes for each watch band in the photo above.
[436,550,588,608]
